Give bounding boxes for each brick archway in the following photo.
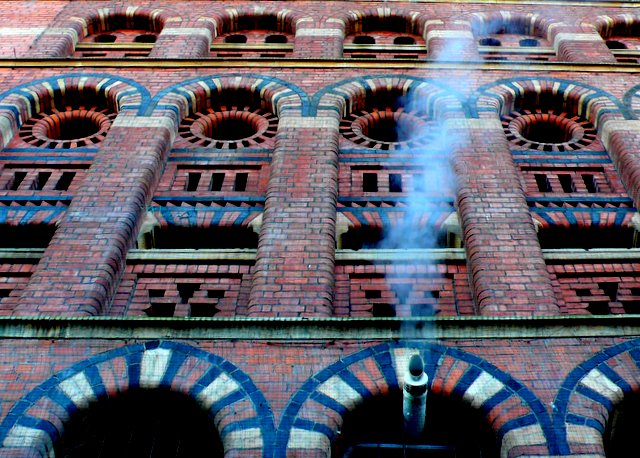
[553,338,640,456]
[0,341,274,457]
[277,341,556,457]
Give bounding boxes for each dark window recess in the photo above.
[600,282,619,302]
[558,174,576,193]
[394,36,416,45]
[519,38,539,47]
[190,303,219,317]
[361,16,408,34]
[372,303,396,317]
[209,173,225,191]
[225,34,247,44]
[365,290,382,299]
[582,174,599,193]
[186,173,201,192]
[55,172,76,191]
[134,34,157,43]
[389,174,403,192]
[0,225,55,248]
[334,391,498,458]
[8,171,27,190]
[363,173,379,192]
[605,393,640,458]
[145,303,175,317]
[588,301,610,316]
[479,37,501,46]
[521,121,570,144]
[265,34,287,43]
[33,172,51,190]
[0,289,11,299]
[575,288,591,297]
[148,289,165,298]
[94,34,117,43]
[538,227,636,249]
[207,290,225,299]
[234,173,248,191]
[54,389,224,458]
[82,52,108,57]
[260,53,286,58]
[177,283,200,304]
[153,227,258,249]
[353,35,376,45]
[606,40,627,50]
[534,174,552,192]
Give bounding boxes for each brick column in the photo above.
[550,25,616,64]
[149,21,214,59]
[601,120,640,206]
[427,22,479,61]
[294,20,344,59]
[450,118,558,316]
[15,115,175,316]
[248,110,340,316]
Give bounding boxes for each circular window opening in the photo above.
[20,108,115,149]
[606,40,627,49]
[355,114,415,143]
[502,111,596,151]
[265,34,288,43]
[225,34,247,44]
[179,107,278,148]
[519,38,539,47]
[353,35,376,44]
[134,34,157,43]
[394,36,416,45]
[520,119,571,144]
[94,34,117,43]
[479,37,501,46]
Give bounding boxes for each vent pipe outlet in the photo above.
[403,354,428,438]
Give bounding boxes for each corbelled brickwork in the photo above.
[1,0,640,456]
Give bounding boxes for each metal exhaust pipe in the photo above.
[403,354,428,438]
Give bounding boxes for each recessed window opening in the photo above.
[237,15,279,32]
[234,173,248,191]
[394,36,416,45]
[209,173,225,191]
[606,392,640,457]
[389,174,403,192]
[334,391,498,457]
[363,173,378,192]
[520,120,571,144]
[479,37,501,46]
[341,226,448,250]
[0,225,56,248]
[360,116,414,143]
[208,118,257,141]
[558,174,576,193]
[94,34,117,43]
[538,226,636,249]
[177,282,199,304]
[134,34,157,43]
[372,303,396,317]
[50,117,102,141]
[153,226,258,249]
[225,34,248,44]
[353,35,375,44]
[607,40,628,49]
[33,172,52,190]
[8,172,27,191]
[186,173,201,192]
[54,172,76,191]
[519,38,539,47]
[265,34,287,43]
[54,389,223,458]
[582,174,599,193]
[534,173,552,192]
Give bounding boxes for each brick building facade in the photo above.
[0,0,639,456]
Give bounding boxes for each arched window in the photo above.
[471,12,556,61]
[211,12,294,58]
[55,389,224,457]
[73,11,164,58]
[333,391,498,457]
[344,12,427,60]
[596,15,640,64]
